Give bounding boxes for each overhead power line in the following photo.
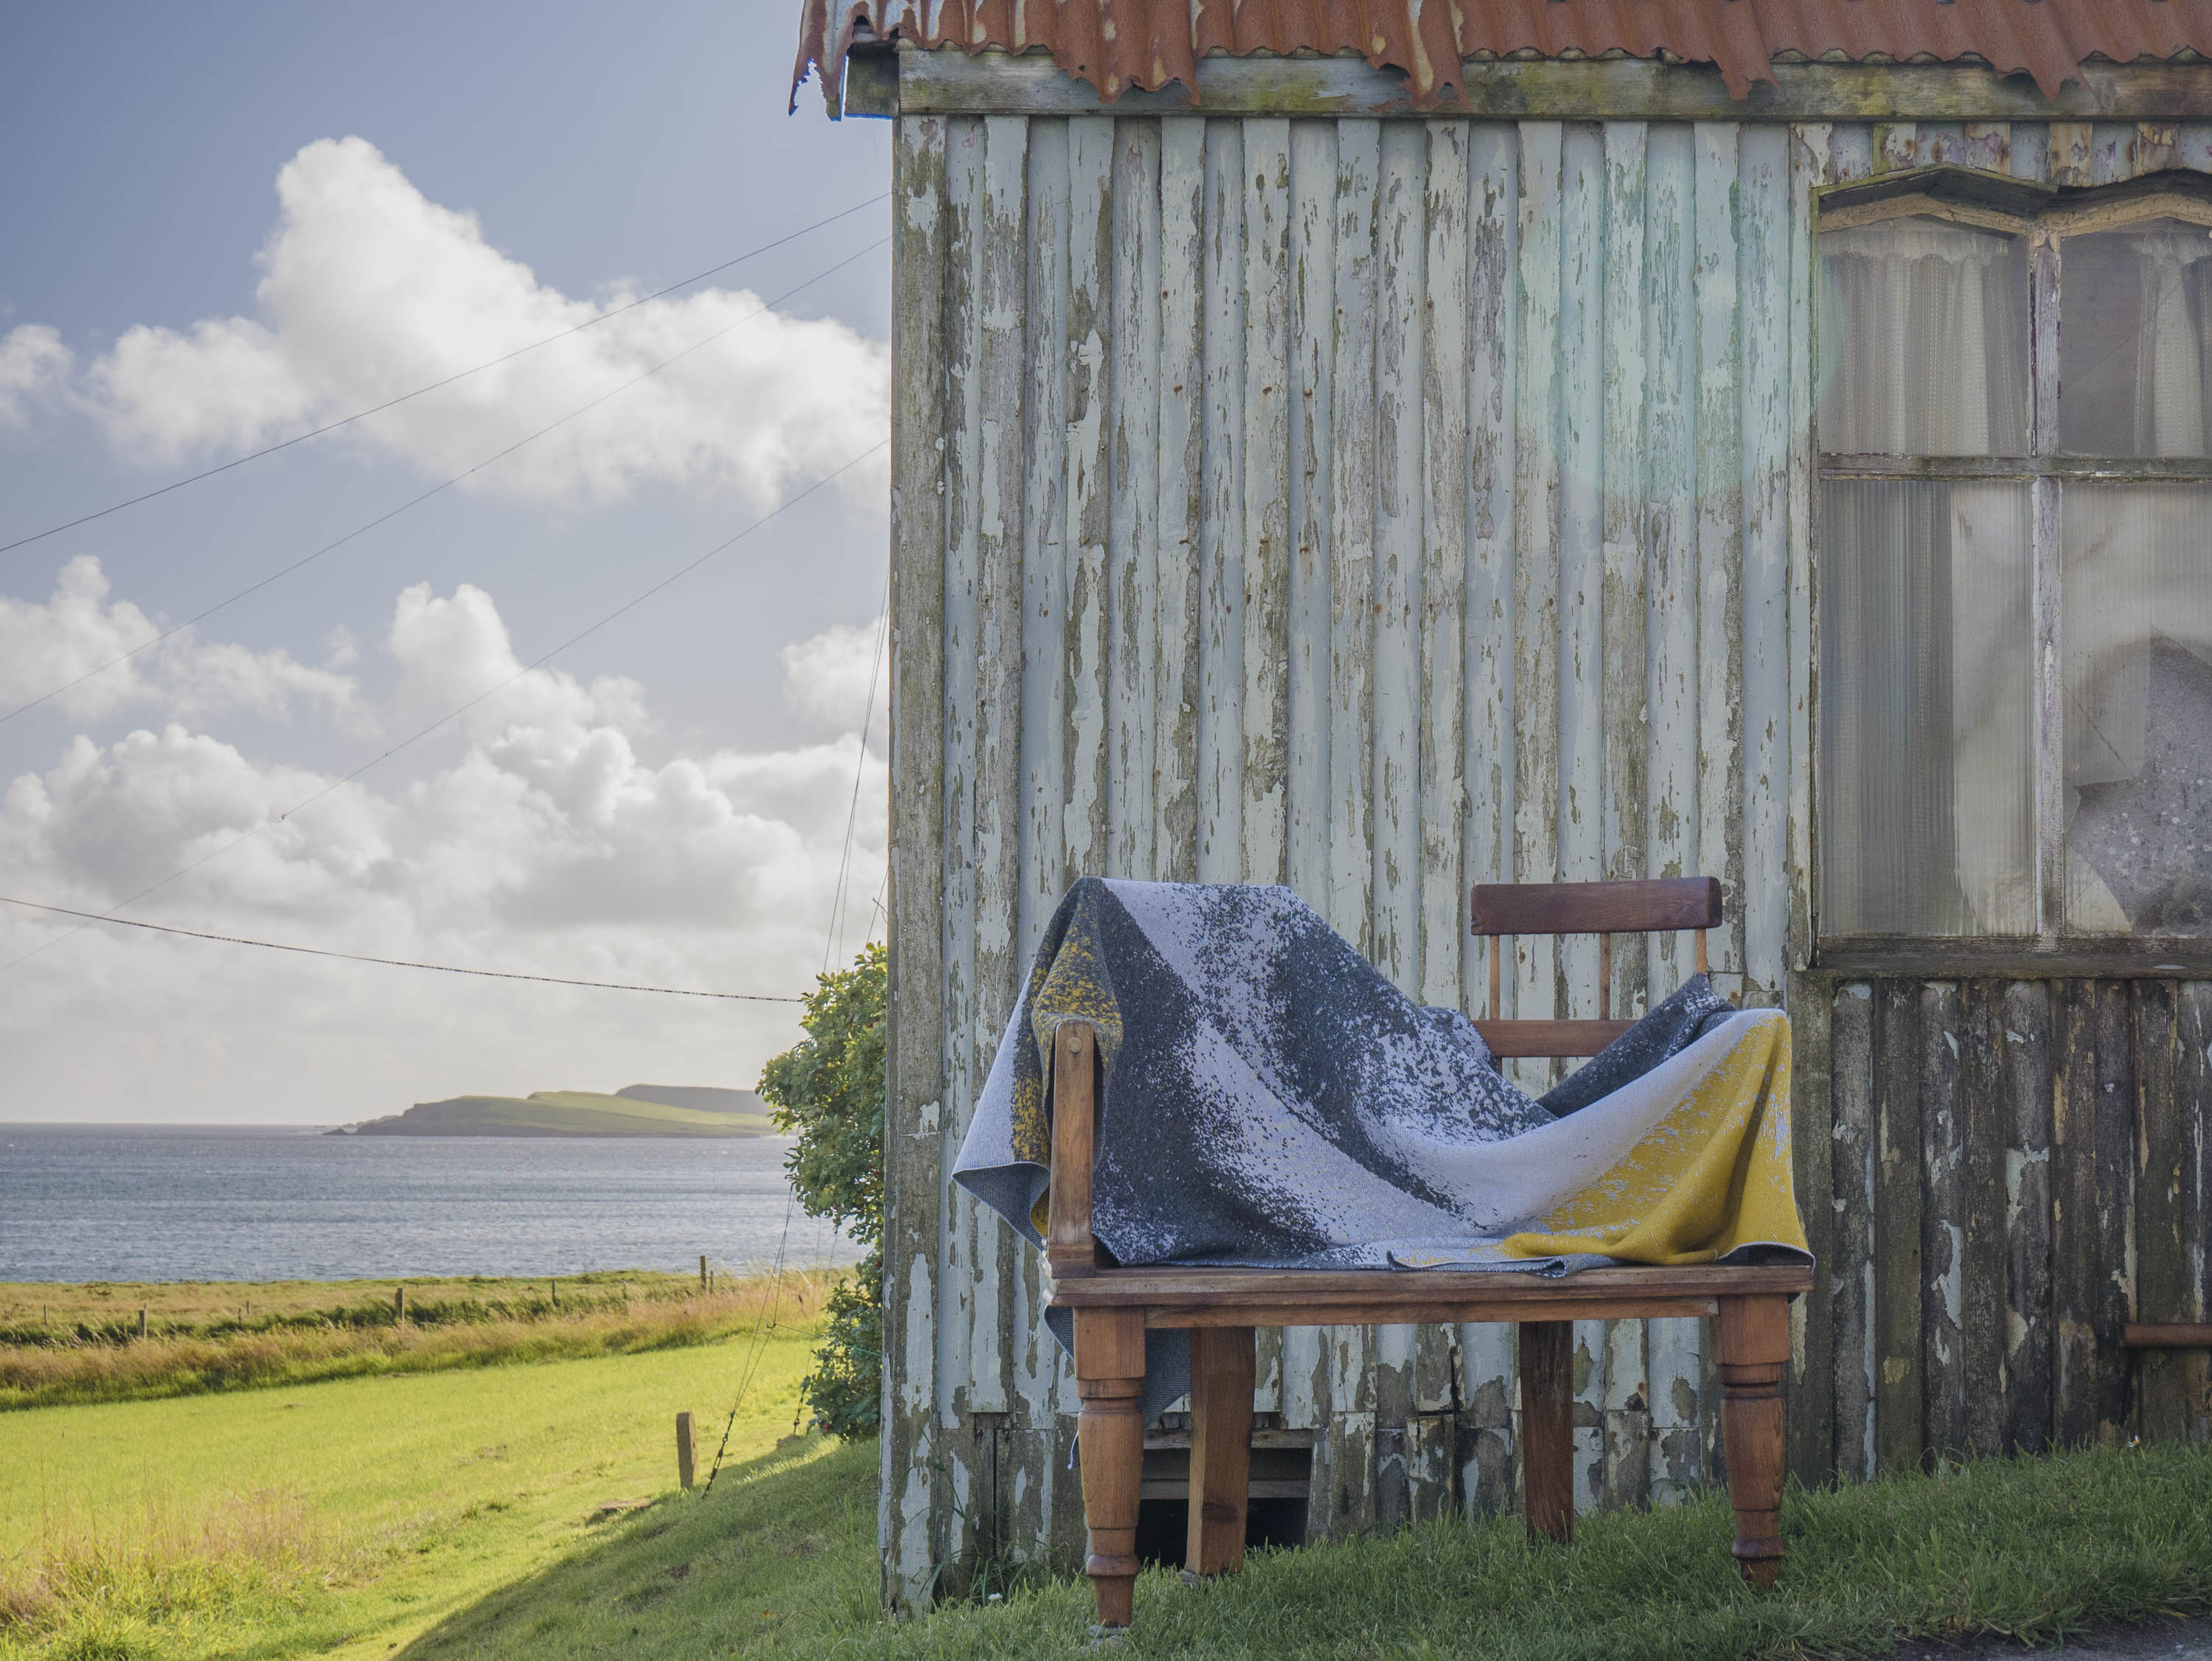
[0,193,889,561]
[0,234,891,729]
[0,896,804,1001]
[0,437,890,981]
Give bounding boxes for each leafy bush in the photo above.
[759,943,884,1439]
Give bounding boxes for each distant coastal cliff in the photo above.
[330,1085,773,1138]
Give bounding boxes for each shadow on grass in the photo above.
[397,1435,2212,1661]
[397,1433,885,1661]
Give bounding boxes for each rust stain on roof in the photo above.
[792,0,2212,114]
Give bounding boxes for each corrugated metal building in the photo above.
[796,1,2212,1609]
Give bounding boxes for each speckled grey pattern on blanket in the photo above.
[950,879,1751,1418]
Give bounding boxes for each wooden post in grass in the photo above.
[394,1286,406,1323]
[550,1278,559,1306]
[676,1411,696,1489]
[699,1254,709,1290]
[136,1308,147,1340]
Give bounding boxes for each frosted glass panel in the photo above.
[1819,217,2028,456]
[2059,220,2212,457]
[2062,485,2212,933]
[1820,480,2035,936]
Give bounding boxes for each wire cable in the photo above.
[0,437,888,980]
[819,577,889,975]
[0,896,803,1000]
[0,235,891,729]
[0,195,889,561]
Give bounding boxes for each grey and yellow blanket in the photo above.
[951,879,1809,1412]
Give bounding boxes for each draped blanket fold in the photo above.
[950,879,1809,1415]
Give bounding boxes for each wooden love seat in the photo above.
[1043,877,1812,1632]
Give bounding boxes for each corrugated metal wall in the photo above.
[881,108,2212,1607]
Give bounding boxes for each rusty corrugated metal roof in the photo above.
[792,0,2212,114]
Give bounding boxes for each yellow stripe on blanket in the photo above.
[1503,1011,1806,1267]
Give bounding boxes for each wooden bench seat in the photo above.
[1042,877,1806,1633]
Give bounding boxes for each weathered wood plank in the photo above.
[1601,120,1649,1017]
[1829,124,1874,184]
[2181,125,2212,175]
[1959,982,2008,1460]
[1107,119,1162,880]
[1414,119,1472,1451]
[1061,116,1111,903]
[1785,125,1823,975]
[1694,122,1743,998]
[1242,117,1293,887]
[1555,119,1610,1497]
[2050,122,2093,187]
[1016,120,1069,968]
[1285,119,1335,913]
[1919,981,1966,1468]
[1873,121,1917,174]
[1787,970,1837,1489]
[1419,119,1471,1016]
[2135,122,2180,175]
[1458,1321,1517,1513]
[1155,119,1206,885]
[968,112,1033,1440]
[1374,117,1425,993]
[1874,981,1924,1473]
[1196,120,1245,882]
[2010,122,2049,182]
[2181,983,2212,1441]
[2133,980,2193,1443]
[1512,119,1564,1078]
[2053,981,2134,1446]
[895,52,2212,123]
[1831,981,1877,1481]
[2090,121,2130,184]
[1644,122,1705,1489]
[884,111,954,1612]
[1739,123,1790,1000]
[1960,122,2008,173]
[1918,121,1964,165]
[2002,980,2054,1455]
[934,112,990,1578]
[1329,119,1379,947]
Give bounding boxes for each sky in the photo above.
[0,1,894,1123]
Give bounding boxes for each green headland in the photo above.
[333,1084,773,1138]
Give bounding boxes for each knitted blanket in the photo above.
[950,878,1809,1413]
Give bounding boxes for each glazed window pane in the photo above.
[2062,484,2212,933]
[1820,480,2036,935]
[2059,220,2212,458]
[1820,216,2029,456]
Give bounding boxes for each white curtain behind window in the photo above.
[1820,216,2028,456]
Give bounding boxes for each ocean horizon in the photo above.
[0,1122,855,1284]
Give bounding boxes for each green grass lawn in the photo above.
[10,1331,2212,1661]
[413,1435,2212,1661]
[0,1327,824,1660]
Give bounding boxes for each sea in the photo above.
[0,1124,856,1284]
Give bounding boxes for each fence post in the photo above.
[676,1410,696,1490]
[394,1286,406,1323]
[136,1309,147,1340]
[551,1278,559,1306]
[699,1254,709,1291]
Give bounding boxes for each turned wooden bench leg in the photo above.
[1717,1293,1790,1587]
[1187,1326,1254,1576]
[1075,1306,1147,1629]
[1518,1319,1575,1545]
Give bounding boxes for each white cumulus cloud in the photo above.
[18,137,888,508]
[0,576,886,1124]
[0,556,358,725]
[779,615,887,739]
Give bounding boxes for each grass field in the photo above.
[8,1281,2212,1660]
[0,1315,827,1660]
[0,1271,835,1412]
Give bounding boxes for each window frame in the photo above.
[1815,167,2212,975]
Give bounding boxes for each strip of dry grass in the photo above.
[0,1270,837,1412]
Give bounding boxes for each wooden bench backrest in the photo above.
[1472,877,1722,1058]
